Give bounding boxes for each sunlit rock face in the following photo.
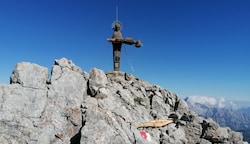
[0,58,247,144]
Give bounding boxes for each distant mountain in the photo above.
[233,101,250,109]
[185,96,250,142]
[239,107,250,115]
[230,100,250,115]
[242,129,250,143]
[185,96,250,130]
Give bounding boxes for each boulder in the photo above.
[10,62,48,89]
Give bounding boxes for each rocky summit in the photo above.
[0,58,248,144]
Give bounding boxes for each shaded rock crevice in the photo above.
[70,106,87,144]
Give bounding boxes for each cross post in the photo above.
[107,21,142,71]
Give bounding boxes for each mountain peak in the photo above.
[0,58,248,144]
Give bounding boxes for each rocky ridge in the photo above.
[0,58,248,144]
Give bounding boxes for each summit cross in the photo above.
[107,7,142,71]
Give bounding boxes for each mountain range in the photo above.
[185,95,250,143]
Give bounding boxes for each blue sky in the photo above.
[0,0,249,101]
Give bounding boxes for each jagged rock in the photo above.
[1,58,87,144]
[0,58,248,144]
[54,57,83,75]
[43,58,87,143]
[0,84,47,143]
[10,62,48,89]
[88,68,109,96]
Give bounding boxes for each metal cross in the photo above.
[107,21,142,71]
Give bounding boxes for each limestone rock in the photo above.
[10,62,48,89]
[1,58,87,143]
[0,83,47,144]
[0,58,248,144]
[88,68,108,96]
[44,58,87,143]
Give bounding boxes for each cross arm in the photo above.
[106,37,142,48]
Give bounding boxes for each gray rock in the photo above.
[1,58,87,143]
[44,58,87,143]
[0,58,248,144]
[54,57,83,75]
[0,83,47,144]
[10,62,48,89]
[88,68,108,96]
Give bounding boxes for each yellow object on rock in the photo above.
[137,119,174,128]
